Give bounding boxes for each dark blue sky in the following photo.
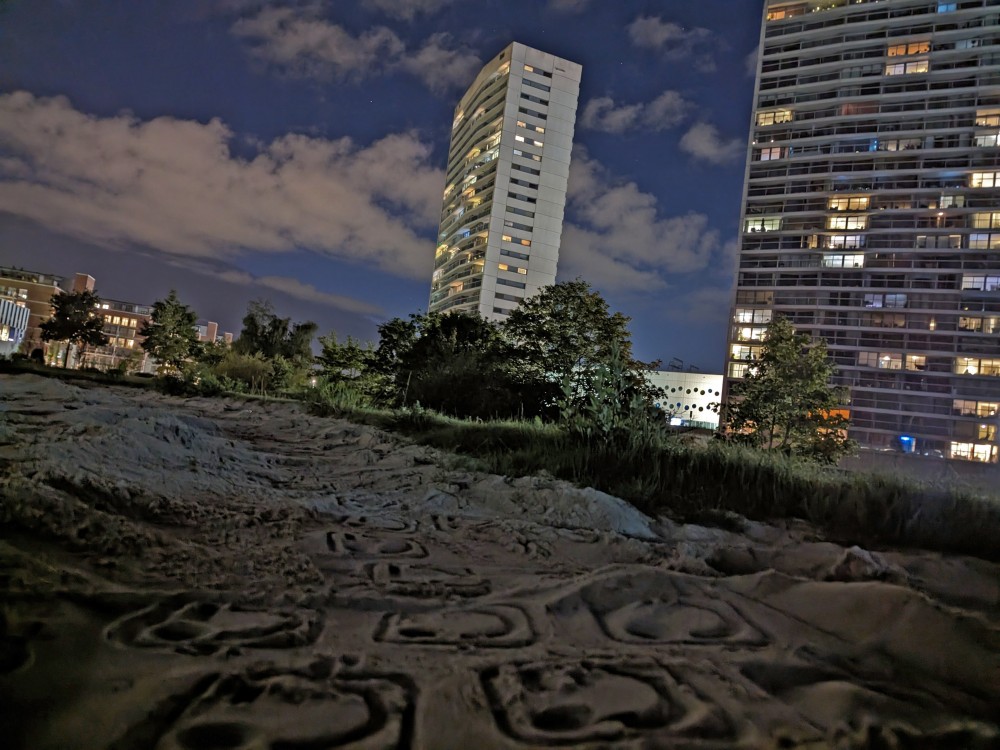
[0,0,762,370]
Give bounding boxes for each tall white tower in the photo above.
[430,42,582,320]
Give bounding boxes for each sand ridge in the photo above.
[1,374,998,749]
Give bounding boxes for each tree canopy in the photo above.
[40,289,109,368]
[140,290,201,373]
[725,316,854,462]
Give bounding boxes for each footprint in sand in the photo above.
[482,660,731,745]
[147,663,412,750]
[105,597,322,656]
[375,604,534,647]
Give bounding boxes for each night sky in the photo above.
[0,0,762,371]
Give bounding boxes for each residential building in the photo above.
[726,0,1000,462]
[88,298,154,373]
[430,42,582,320]
[0,266,63,356]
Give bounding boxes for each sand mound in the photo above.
[1,374,997,749]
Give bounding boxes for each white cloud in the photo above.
[364,0,456,20]
[679,122,744,165]
[627,15,717,72]
[397,34,482,95]
[230,5,479,93]
[557,149,726,292]
[581,90,691,134]
[0,91,443,281]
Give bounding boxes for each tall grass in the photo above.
[303,387,1000,561]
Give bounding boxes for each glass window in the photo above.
[972,213,1000,229]
[757,146,784,161]
[887,41,930,57]
[828,196,869,211]
[823,254,865,268]
[734,308,772,324]
[827,216,867,230]
[970,172,1000,188]
[756,109,793,126]
[884,60,929,75]
[976,108,1000,127]
[905,354,926,371]
[828,235,864,249]
[744,217,781,232]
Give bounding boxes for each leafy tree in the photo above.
[725,316,854,463]
[502,280,656,417]
[234,300,317,363]
[317,332,373,383]
[40,289,109,368]
[233,300,318,389]
[395,312,516,418]
[140,290,201,374]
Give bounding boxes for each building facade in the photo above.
[88,298,154,373]
[727,0,1000,463]
[0,266,64,356]
[430,42,582,320]
[647,371,725,430]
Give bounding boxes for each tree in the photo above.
[140,290,201,374]
[233,300,318,388]
[40,290,109,368]
[317,332,373,383]
[725,316,854,463]
[502,280,656,418]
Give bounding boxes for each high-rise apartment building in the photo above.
[430,42,582,320]
[727,0,1000,463]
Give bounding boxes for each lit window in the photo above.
[884,60,929,75]
[887,41,930,57]
[731,344,762,361]
[827,235,864,249]
[905,354,926,371]
[827,216,867,230]
[756,109,793,126]
[736,326,767,342]
[744,217,781,232]
[940,194,965,208]
[823,254,865,268]
[961,274,1000,291]
[937,2,957,11]
[976,108,1000,127]
[828,196,869,211]
[757,146,784,161]
[734,308,772,324]
[975,133,1000,148]
[972,212,1000,229]
[970,172,1000,188]
[955,357,1000,376]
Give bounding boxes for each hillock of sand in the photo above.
[1,374,997,749]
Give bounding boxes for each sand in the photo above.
[1,373,998,749]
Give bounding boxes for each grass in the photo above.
[6,365,999,562]
[305,386,1000,562]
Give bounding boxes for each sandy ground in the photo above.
[1,374,998,749]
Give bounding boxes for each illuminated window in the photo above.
[887,41,930,57]
[975,133,1000,148]
[757,146,784,161]
[972,213,1000,229]
[823,254,865,268]
[766,4,805,21]
[940,194,965,208]
[975,108,1000,127]
[884,60,929,75]
[969,234,1000,249]
[970,171,1000,188]
[828,235,864,249]
[828,196,869,211]
[744,217,780,232]
[827,216,867,230]
[961,274,1000,291]
[728,362,751,378]
[756,109,793,126]
[955,357,1000,376]
[734,308,772,324]
[905,354,926,371]
[736,326,767,342]
[731,344,762,361]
